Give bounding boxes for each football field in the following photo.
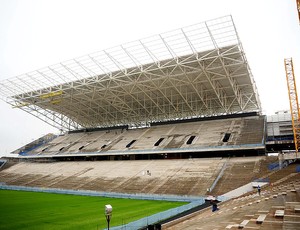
[0,190,186,230]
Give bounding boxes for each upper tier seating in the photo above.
[27,115,265,156]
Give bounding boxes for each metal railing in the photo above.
[208,159,229,192]
[107,200,205,230]
[0,184,204,203]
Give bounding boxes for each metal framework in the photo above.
[0,16,261,131]
[285,58,300,156]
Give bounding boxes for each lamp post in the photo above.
[105,204,112,230]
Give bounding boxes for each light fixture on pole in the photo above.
[105,204,112,230]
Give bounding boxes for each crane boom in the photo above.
[285,58,300,157]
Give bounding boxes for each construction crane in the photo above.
[284,58,300,157]
[297,0,300,24]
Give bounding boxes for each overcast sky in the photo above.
[0,0,300,156]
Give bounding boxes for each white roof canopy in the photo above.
[0,15,261,130]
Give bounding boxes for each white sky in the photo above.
[0,0,300,156]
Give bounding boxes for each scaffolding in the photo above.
[284,58,300,157]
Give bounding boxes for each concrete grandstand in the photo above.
[0,15,299,229]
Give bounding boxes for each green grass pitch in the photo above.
[0,190,186,230]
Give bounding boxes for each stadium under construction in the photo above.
[0,16,268,159]
[0,15,299,230]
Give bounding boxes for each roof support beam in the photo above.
[0,16,261,131]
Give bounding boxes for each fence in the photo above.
[0,184,205,203]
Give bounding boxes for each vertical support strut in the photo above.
[285,58,300,157]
